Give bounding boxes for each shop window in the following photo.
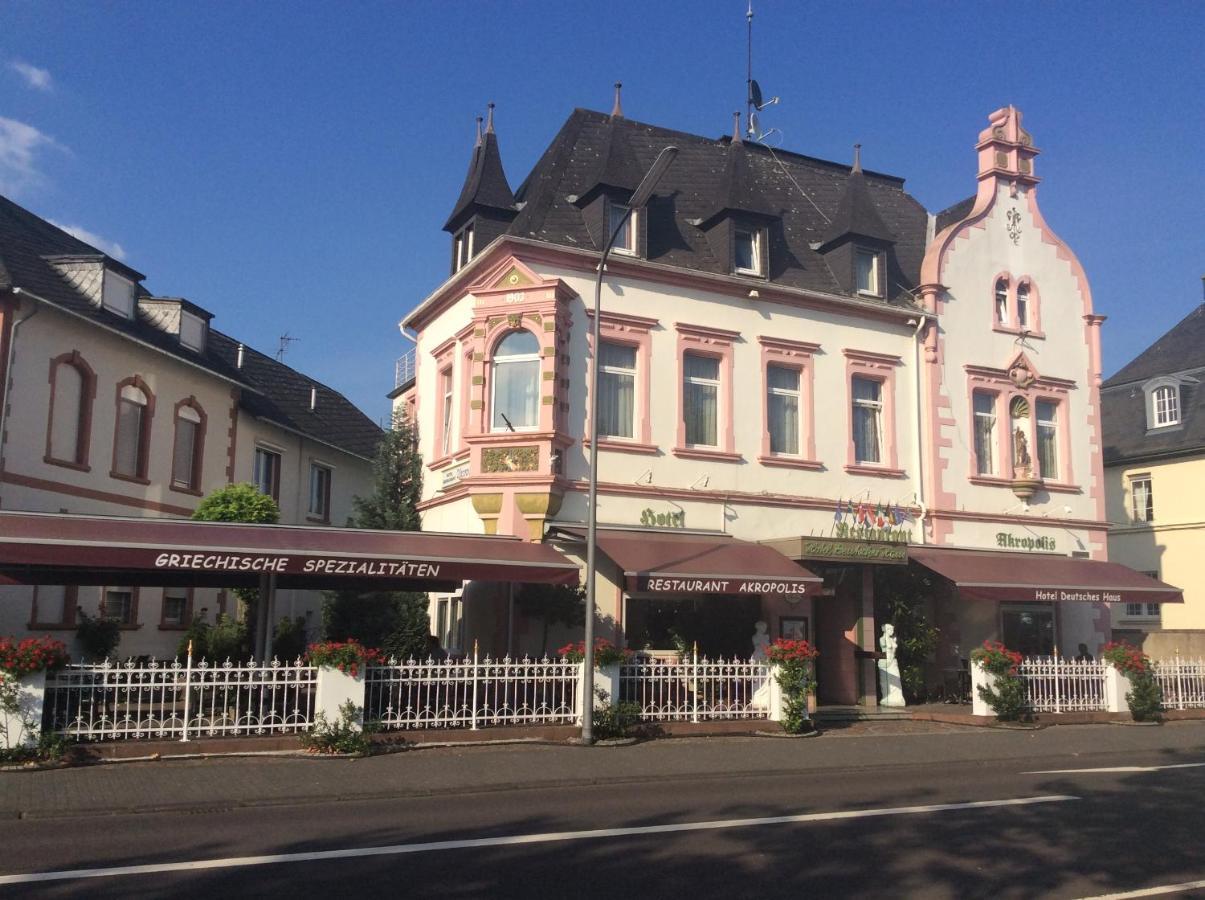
[683,353,720,447]
[113,380,151,480]
[766,364,801,455]
[491,330,540,432]
[253,446,282,500]
[851,376,883,464]
[171,401,204,491]
[973,391,997,475]
[1036,400,1059,479]
[598,341,637,438]
[308,462,331,521]
[1130,476,1153,523]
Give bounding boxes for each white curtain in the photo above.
[973,393,995,475]
[767,365,799,455]
[1037,401,1058,478]
[852,377,881,463]
[599,342,635,438]
[684,354,719,446]
[492,358,539,429]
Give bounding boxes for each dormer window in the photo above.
[102,270,135,319]
[1153,385,1180,427]
[454,224,475,273]
[608,201,636,255]
[734,227,761,275]
[856,250,881,296]
[179,311,207,352]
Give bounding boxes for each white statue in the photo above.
[878,623,905,707]
[750,621,771,661]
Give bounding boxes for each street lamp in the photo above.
[582,145,677,744]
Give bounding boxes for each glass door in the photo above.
[1000,604,1056,657]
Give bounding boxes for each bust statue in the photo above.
[750,621,770,661]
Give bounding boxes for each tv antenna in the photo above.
[276,333,299,362]
[745,1,779,139]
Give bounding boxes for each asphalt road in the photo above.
[4,724,1205,899]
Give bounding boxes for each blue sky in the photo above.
[3,0,1202,421]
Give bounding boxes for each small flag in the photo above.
[834,499,844,522]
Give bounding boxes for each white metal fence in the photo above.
[619,656,772,722]
[1017,657,1107,713]
[42,657,317,742]
[1154,658,1205,710]
[365,655,580,730]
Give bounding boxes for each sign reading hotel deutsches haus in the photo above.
[631,575,817,596]
[799,538,908,564]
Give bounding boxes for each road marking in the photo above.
[1023,762,1205,775]
[0,795,1076,885]
[1073,879,1205,899]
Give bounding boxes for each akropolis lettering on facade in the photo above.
[152,552,441,579]
[995,532,1056,551]
[638,576,813,595]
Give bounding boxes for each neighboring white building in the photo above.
[0,194,381,658]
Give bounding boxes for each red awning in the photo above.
[910,545,1183,605]
[0,511,579,590]
[552,527,822,597]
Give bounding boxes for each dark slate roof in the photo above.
[1104,303,1205,387]
[934,195,975,235]
[503,108,929,305]
[820,167,895,246]
[208,331,383,460]
[588,117,643,195]
[0,193,382,461]
[443,129,517,231]
[1101,304,1205,465]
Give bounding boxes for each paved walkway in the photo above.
[5,720,1205,821]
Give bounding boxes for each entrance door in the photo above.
[813,570,860,705]
[1001,605,1055,657]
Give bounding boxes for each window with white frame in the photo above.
[856,250,881,296]
[1017,282,1030,330]
[973,391,997,475]
[439,367,454,455]
[734,228,760,275]
[103,588,134,625]
[435,596,464,653]
[766,364,801,455]
[454,224,474,272]
[172,404,203,490]
[1130,476,1153,523]
[608,201,635,255]
[598,341,636,438]
[491,331,541,432]
[253,446,281,500]
[995,278,1009,325]
[308,462,331,520]
[1153,385,1180,427]
[851,376,883,464]
[683,353,720,447]
[113,383,149,478]
[1036,399,1059,479]
[162,589,188,627]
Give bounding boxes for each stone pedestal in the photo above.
[1,671,46,750]
[577,662,620,725]
[971,664,998,717]
[878,659,906,707]
[314,667,366,731]
[1104,667,1134,714]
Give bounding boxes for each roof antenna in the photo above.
[276,333,298,362]
[611,82,623,119]
[745,1,779,139]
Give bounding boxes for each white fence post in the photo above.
[971,663,994,717]
[691,644,700,724]
[314,665,367,731]
[1103,666,1131,714]
[575,660,588,725]
[470,641,479,731]
[1,671,46,751]
[180,643,194,743]
[596,664,620,708]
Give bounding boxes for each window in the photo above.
[435,596,464,652]
[973,391,997,475]
[1017,283,1030,330]
[172,404,203,490]
[851,376,883,464]
[102,270,135,318]
[32,585,76,627]
[113,383,149,478]
[103,589,134,626]
[162,589,189,628]
[1036,399,1058,479]
[179,312,207,352]
[1130,476,1153,523]
[454,224,474,272]
[683,353,720,446]
[766,364,801,455]
[253,447,281,500]
[734,228,760,275]
[1153,385,1180,427]
[48,359,87,465]
[856,250,881,296]
[308,463,331,520]
[597,341,637,439]
[995,278,1009,325]
[439,367,454,455]
[490,331,541,431]
[609,201,635,255]
[1124,601,1160,621]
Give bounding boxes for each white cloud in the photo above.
[46,220,127,260]
[0,116,66,195]
[9,60,52,91]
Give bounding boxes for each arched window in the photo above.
[994,278,1009,325]
[490,331,540,431]
[171,399,205,491]
[1017,282,1030,329]
[113,379,152,479]
[46,352,95,467]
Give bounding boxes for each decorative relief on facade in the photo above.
[1006,208,1022,245]
[1008,358,1036,389]
[481,446,539,473]
[506,313,522,328]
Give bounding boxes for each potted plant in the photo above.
[305,639,386,734]
[970,640,1029,722]
[1,635,70,754]
[1101,641,1162,723]
[765,638,820,734]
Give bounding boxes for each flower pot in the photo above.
[1,671,46,751]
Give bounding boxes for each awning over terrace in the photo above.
[909,545,1183,606]
[0,510,580,591]
[549,526,823,597]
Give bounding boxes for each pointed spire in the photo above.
[818,155,894,248]
[611,82,623,119]
[474,115,484,148]
[485,102,496,134]
[443,104,517,233]
[732,111,743,144]
[852,143,862,174]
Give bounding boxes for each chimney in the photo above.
[236,343,245,369]
[309,386,317,411]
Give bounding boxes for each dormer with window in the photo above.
[699,119,776,279]
[572,111,649,259]
[137,296,213,353]
[815,149,895,298]
[45,254,147,319]
[442,104,518,275]
[1142,375,1197,430]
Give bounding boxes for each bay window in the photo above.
[491,331,540,432]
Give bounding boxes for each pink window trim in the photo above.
[675,323,739,456]
[967,368,1075,487]
[967,388,1007,480]
[585,310,656,447]
[1014,276,1043,335]
[758,336,820,465]
[479,325,553,435]
[843,348,902,473]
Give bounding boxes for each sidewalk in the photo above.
[4,720,1205,821]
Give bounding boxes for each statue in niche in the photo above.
[1013,427,1032,470]
[878,623,905,707]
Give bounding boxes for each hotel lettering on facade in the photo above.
[394,103,1179,705]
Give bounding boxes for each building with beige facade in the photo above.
[0,194,381,659]
[1103,302,1205,654]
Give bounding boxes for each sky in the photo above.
[2,0,1202,422]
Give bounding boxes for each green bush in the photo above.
[977,674,1030,722]
[1127,671,1163,722]
[75,611,120,661]
[272,616,307,662]
[592,688,641,741]
[302,701,376,755]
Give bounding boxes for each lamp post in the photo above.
[582,145,677,744]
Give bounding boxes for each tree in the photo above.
[192,483,281,656]
[875,566,940,703]
[323,411,430,658]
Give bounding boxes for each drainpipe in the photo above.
[911,313,928,545]
[0,289,42,500]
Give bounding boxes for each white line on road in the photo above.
[1073,879,1205,899]
[0,794,1077,885]
[1022,762,1205,775]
